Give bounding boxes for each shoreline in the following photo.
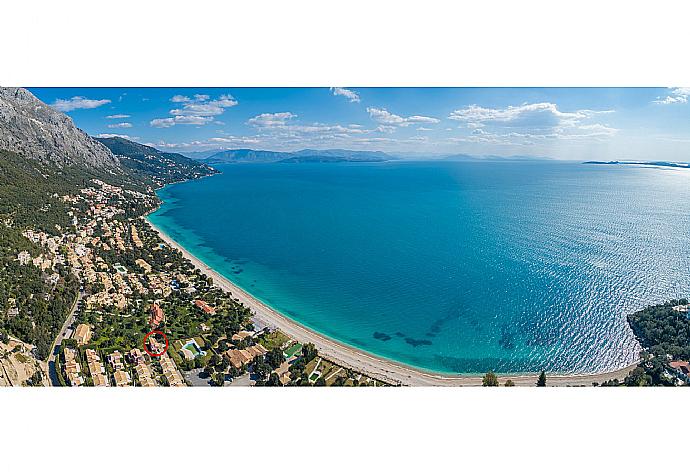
[144,213,638,386]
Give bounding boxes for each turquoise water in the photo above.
[149,160,690,374]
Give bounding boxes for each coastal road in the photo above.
[47,289,82,386]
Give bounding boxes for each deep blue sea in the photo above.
[148,160,690,374]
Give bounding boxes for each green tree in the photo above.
[212,371,225,386]
[266,347,283,369]
[504,379,515,387]
[536,371,547,387]
[482,371,499,387]
[302,343,318,363]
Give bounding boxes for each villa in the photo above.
[194,299,216,315]
[224,344,268,369]
[135,258,152,273]
[231,330,254,342]
[73,324,92,346]
[108,351,124,370]
[149,303,164,328]
[128,348,146,365]
[113,370,131,387]
[135,363,156,387]
[669,361,690,383]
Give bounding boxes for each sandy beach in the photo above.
[146,217,638,387]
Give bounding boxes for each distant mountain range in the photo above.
[188,148,394,164]
[186,148,545,164]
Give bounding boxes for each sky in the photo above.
[28,87,690,160]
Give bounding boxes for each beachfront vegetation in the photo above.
[607,299,690,387]
[482,371,499,386]
[536,371,547,387]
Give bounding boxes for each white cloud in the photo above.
[652,87,690,104]
[447,102,616,144]
[150,118,175,128]
[169,94,238,116]
[448,102,609,128]
[331,87,360,103]
[247,112,297,127]
[96,133,139,141]
[367,107,440,127]
[150,115,212,128]
[146,136,261,150]
[150,93,239,127]
[51,96,111,112]
[107,122,132,129]
[106,114,131,119]
[209,136,262,145]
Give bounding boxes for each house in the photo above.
[231,330,255,342]
[224,345,267,369]
[180,348,195,361]
[127,348,146,365]
[63,348,84,387]
[17,251,31,265]
[669,360,690,382]
[275,361,291,385]
[113,370,131,387]
[73,324,92,346]
[246,344,267,357]
[108,351,124,370]
[134,363,156,387]
[149,303,165,328]
[92,373,109,387]
[135,258,152,273]
[148,337,164,355]
[194,299,216,315]
[159,354,185,386]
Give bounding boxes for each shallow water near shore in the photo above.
[148,160,690,374]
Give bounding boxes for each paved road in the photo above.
[47,289,82,386]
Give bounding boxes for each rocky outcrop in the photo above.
[0,87,119,168]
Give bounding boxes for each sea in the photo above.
[148,160,690,374]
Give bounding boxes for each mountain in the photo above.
[285,149,392,163]
[0,87,118,169]
[0,88,220,359]
[204,149,292,164]
[179,150,222,160]
[96,137,219,186]
[203,148,394,164]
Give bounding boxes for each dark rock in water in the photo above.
[499,325,516,350]
[394,332,405,338]
[373,331,392,341]
[405,337,432,347]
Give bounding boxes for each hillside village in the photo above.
[9,176,385,387]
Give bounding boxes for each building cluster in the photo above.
[224,344,268,370]
[85,348,109,387]
[63,348,84,387]
[20,177,333,388]
[148,337,185,386]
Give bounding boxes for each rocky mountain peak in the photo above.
[0,87,119,168]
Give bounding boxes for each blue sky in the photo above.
[28,87,690,160]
